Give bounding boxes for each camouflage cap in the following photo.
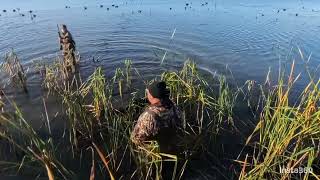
[148,81,170,99]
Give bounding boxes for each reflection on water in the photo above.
[0,0,320,125]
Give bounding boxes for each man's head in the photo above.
[146,81,170,104]
[61,24,68,33]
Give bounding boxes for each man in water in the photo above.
[131,81,182,152]
[59,24,76,72]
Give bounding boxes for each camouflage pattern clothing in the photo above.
[131,101,182,150]
[60,31,76,63]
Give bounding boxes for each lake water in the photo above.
[0,0,320,125]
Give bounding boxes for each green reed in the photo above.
[238,61,320,180]
[1,50,28,93]
[0,95,73,180]
[0,55,241,179]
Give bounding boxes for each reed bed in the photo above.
[0,50,319,179]
[238,61,320,180]
[1,50,28,93]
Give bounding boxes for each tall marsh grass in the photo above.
[0,49,319,179]
[1,50,28,93]
[238,61,320,180]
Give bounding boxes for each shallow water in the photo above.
[0,0,320,125]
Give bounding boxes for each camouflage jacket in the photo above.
[60,31,75,52]
[131,101,182,145]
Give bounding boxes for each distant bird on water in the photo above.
[29,10,33,13]
[296,13,298,16]
[3,10,7,13]
[107,8,110,11]
[283,8,286,11]
[84,6,87,10]
[13,9,16,12]
[138,10,142,13]
[170,8,172,10]
[186,3,189,6]
[115,5,119,8]
[100,5,103,8]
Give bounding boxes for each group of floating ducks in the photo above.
[80,3,137,12]
[1,8,37,20]
[1,2,319,19]
[82,4,120,11]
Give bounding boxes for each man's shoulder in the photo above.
[139,107,157,121]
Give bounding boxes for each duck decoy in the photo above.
[84,6,87,10]
[33,14,36,18]
[283,8,286,11]
[21,14,25,16]
[29,10,33,13]
[170,8,172,10]
[186,3,189,6]
[100,5,103,8]
[112,4,115,7]
[3,10,7,13]
[115,5,119,8]
[138,10,142,13]
[107,8,110,10]
[295,13,298,16]
[13,9,16,12]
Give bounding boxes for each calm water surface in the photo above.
[0,0,320,126]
